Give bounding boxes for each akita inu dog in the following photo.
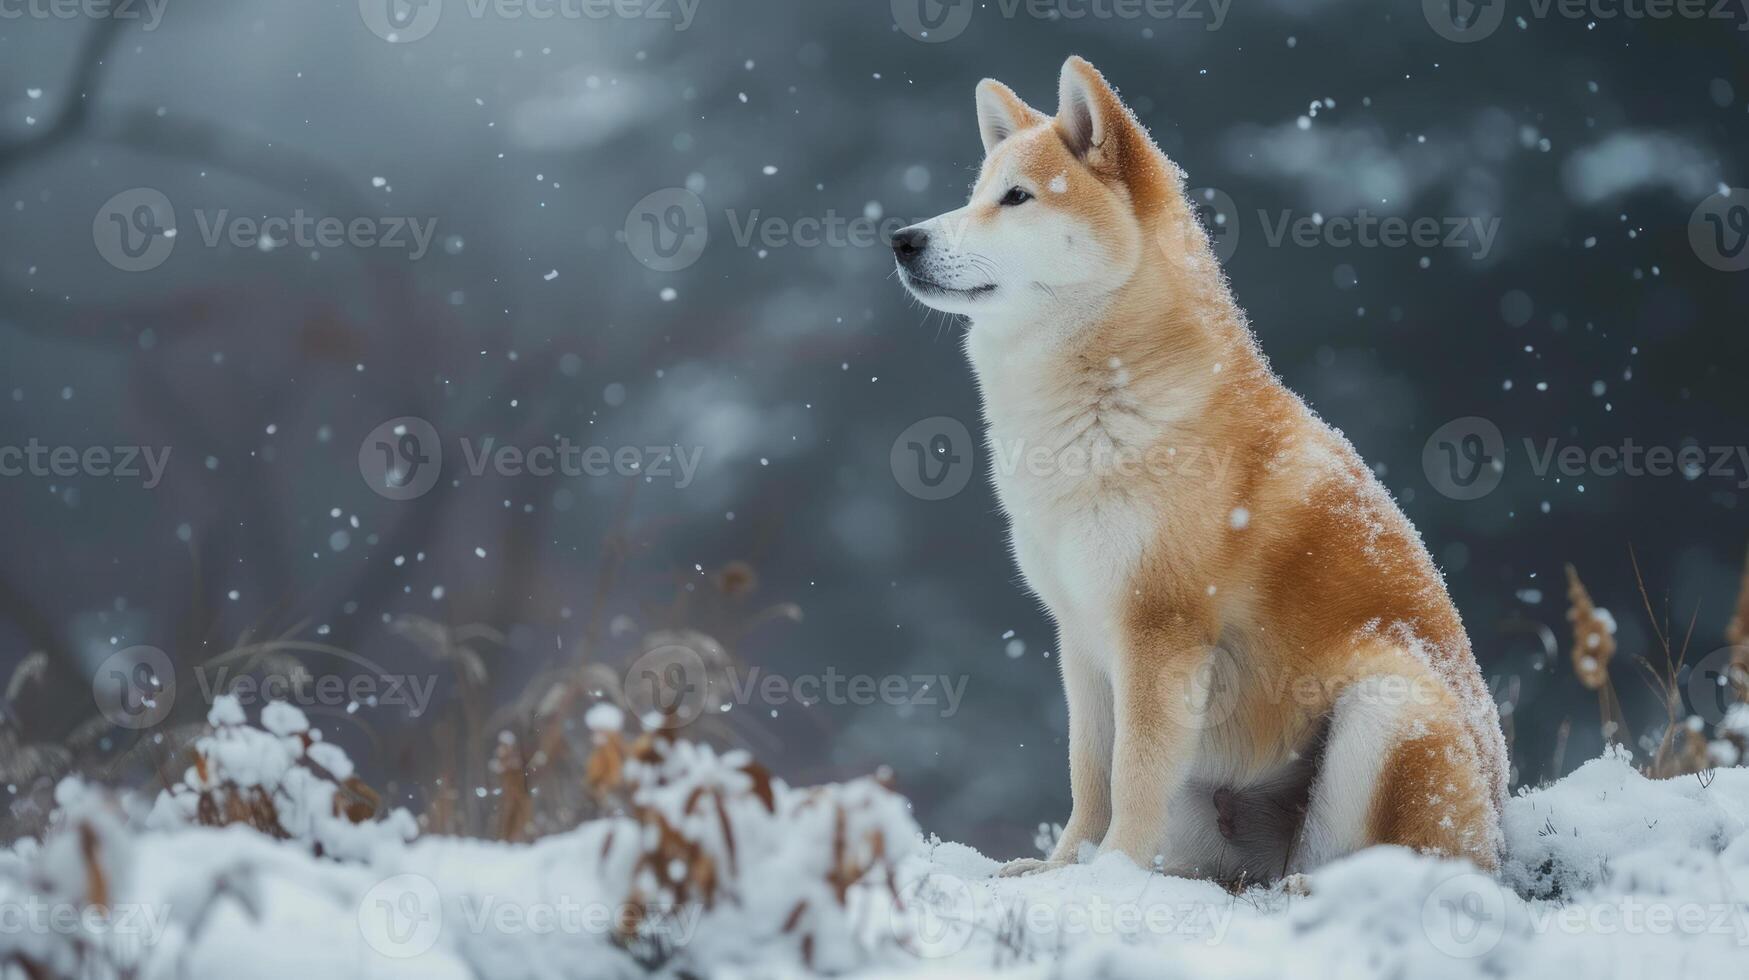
[892,56,1507,883]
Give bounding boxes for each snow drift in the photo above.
[3,699,1746,979]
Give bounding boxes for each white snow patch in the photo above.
[10,736,1749,979]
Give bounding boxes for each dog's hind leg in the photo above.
[1289,669,1498,874]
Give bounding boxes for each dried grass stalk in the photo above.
[1726,545,1749,648]
[1565,563,1617,690]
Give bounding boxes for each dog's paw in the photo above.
[1276,873,1312,897]
[997,857,1069,878]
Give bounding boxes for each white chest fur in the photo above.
[966,322,1171,636]
[1006,483,1151,639]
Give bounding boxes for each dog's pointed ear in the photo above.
[1056,56,1128,159]
[976,79,1043,155]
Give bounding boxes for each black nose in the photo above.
[892,227,928,265]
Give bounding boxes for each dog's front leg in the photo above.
[1000,646,1112,876]
[1098,628,1210,869]
[1052,649,1114,859]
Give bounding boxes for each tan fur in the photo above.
[900,58,1507,881]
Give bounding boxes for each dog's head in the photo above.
[893,56,1191,321]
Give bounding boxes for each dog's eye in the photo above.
[999,186,1033,207]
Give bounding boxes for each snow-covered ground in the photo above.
[4,699,1747,979]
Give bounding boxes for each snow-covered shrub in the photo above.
[1500,746,1749,898]
[0,696,921,979]
[1708,703,1749,767]
[581,704,918,973]
[146,696,417,861]
[0,781,148,980]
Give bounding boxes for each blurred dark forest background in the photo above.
[2,0,1748,855]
